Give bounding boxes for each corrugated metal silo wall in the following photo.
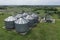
[4,21,15,29]
[15,23,29,33]
[34,17,39,23]
[28,19,34,27]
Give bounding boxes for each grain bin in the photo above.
[4,16,16,29]
[25,15,34,27]
[23,12,28,17]
[15,14,23,19]
[15,18,29,33]
[31,13,39,23]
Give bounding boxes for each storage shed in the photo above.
[45,14,52,23]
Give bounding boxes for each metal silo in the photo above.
[23,12,28,17]
[4,16,16,30]
[25,15,34,27]
[15,14,23,19]
[31,13,39,23]
[15,18,29,33]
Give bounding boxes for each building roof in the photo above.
[4,16,16,21]
[15,18,29,24]
[31,13,38,18]
[25,15,34,20]
[23,12,28,16]
[15,14,23,18]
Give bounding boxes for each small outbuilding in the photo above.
[45,14,52,23]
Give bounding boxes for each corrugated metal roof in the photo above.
[15,18,29,24]
[15,14,23,18]
[25,15,34,20]
[4,16,16,21]
[23,13,28,16]
[31,13,38,18]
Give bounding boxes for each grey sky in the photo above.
[0,0,60,5]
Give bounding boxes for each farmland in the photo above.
[0,6,60,40]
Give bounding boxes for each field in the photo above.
[0,6,60,40]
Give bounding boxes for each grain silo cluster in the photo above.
[4,12,39,35]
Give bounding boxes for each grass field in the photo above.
[0,7,60,40]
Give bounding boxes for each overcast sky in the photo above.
[0,0,60,5]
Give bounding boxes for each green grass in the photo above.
[0,14,60,40]
[0,7,60,40]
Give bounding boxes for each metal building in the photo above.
[15,18,29,33]
[45,14,52,23]
[4,16,16,29]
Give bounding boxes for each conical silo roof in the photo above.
[4,16,16,21]
[23,13,28,16]
[15,14,23,18]
[15,18,29,24]
[25,15,34,20]
[31,13,38,18]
